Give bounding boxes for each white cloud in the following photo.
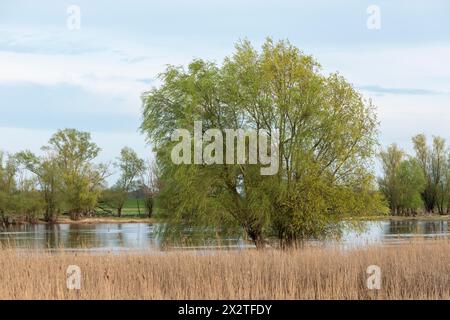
[0,29,193,116]
[315,43,450,92]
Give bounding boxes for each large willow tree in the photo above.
[141,39,386,248]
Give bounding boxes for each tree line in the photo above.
[379,134,450,216]
[0,129,158,224]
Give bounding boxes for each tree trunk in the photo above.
[146,196,153,218]
[117,207,122,217]
[136,199,141,216]
[45,213,58,223]
[70,211,81,221]
[248,229,265,249]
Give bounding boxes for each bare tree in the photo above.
[140,159,160,218]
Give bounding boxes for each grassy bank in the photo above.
[54,216,154,224]
[0,240,448,299]
[6,213,448,226]
[0,216,155,225]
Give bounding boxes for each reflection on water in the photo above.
[0,224,160,251]
[341,219,449,248]
[0,219,448,251]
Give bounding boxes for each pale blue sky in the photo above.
[0,0,449,183]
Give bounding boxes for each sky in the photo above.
[0,0,449,183]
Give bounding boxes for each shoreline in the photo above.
[2,216,155,226]
[54,217,155,224]
[348,214,450,221]
[2,214,449,226]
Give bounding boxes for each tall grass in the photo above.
[0,241,448,300]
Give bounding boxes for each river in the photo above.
[0,219,448,252]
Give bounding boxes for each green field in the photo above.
[97,198,147,216]
[122,198,147,215]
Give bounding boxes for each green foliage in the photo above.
[379,144,427,215]
[10,178,45,222]
[16,129,108,221]
[397,159,426,213]
[0,152,45,222]
[378,144,405,213]
[141,38,385,247]
[412,134,449,214]
[45,129,107,219]
[0,152,18,218]
[379,136,450,215]
[99,187,128,216]
[16,151,62,221]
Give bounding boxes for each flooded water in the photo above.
[0,219,448,252]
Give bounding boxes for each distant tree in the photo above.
[379,144,404,214]
[141,159,160,218]
[0,152,18,221]
[380,136,450,215]
[16,151,62,222]
[111,147,145,217]
[98,187,127,216]
[18,129,108,221]
[396,159,426,215]
[44,129,108,219]
[12,170,44,223]
[412,134,447,213]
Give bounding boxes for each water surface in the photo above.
[0,219,448,252]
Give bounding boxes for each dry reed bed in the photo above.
[0,241,449,300]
